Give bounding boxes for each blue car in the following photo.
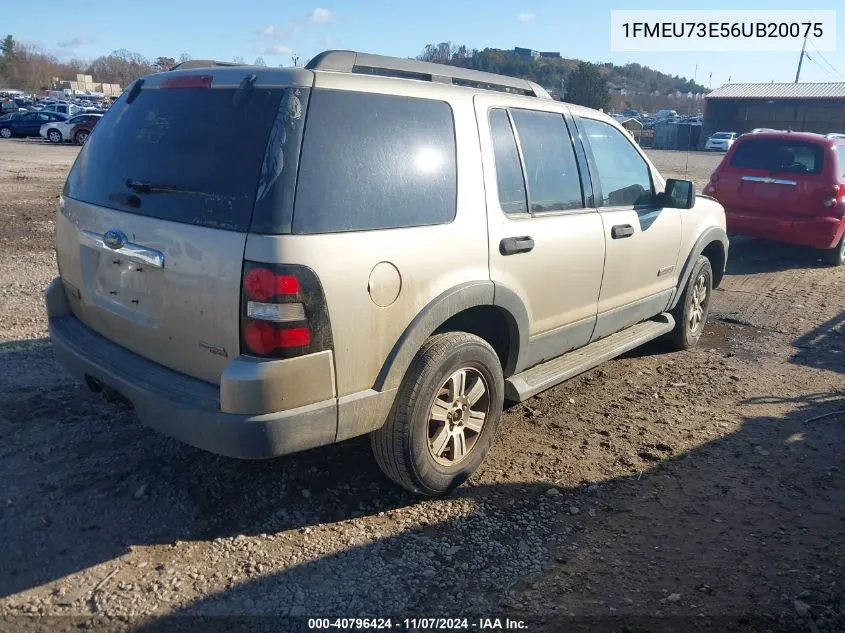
[0,111,67,139]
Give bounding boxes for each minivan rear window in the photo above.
[64,84,288,232]
[730,138,824,175]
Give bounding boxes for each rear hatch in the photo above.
[56,68,310,384]
[715,136,829,217]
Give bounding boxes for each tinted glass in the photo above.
[712,133,733,139]
[510,109,583,212]
[293,90,457,234]
[730,138,824,175]
[488,108,527,214]
[580,117,654,207]
[64,85,287,232]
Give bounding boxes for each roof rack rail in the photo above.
[305,50,552,99]
[168,60,248,71]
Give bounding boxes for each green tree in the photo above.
[153,56,176,72]
[564,61,610,110]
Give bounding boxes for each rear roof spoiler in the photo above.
[168,60,248,71]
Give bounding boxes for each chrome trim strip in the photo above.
[80,230,165,268]
[741,175,797,186]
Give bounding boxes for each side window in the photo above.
[579,117,655,207]
[837,146,845,178]
[488,108,527,214]
[293,90,457,234]
[510,109,583,212]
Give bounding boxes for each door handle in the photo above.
[611,224,635,239]
[500,236,535,256]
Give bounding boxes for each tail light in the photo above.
[703,172,719,196]
[240,262,333,359]
[822,184,845,211]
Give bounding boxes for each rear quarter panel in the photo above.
[244,76,490,398]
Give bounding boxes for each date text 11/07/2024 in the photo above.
[307,618,529,630]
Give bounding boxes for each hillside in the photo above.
[418,43,707,110]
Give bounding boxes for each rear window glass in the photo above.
[837,146,845,178]
[64,84,287,232]
[293,89,457,234]
[730,139,824,175]
[712,133,733,139]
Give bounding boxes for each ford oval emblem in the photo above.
[103,229,127,250]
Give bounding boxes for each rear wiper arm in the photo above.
[125,178,208,196]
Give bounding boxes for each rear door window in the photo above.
[488,108,528,214]
[64,84,288,232]
[730,139,824,175]
[509,109,583,212]
[293,90,457,234]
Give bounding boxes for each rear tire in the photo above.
[75,130,89,145]
[370,332,504,496]
[666,256,713,350]
[0,127,11,139]
[820,233,845,267]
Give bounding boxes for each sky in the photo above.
[5,0,845,87]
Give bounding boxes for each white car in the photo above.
[41,102,83,117]
[40,113,103,144]
[704,132,737,151]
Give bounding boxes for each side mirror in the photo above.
[662,178,696,209]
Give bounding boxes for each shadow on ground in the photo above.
[724,237,836,275]
[2,338,843,632]
[791,311,845,374]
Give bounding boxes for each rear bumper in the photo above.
[725,209,844,249]
[45,278,339,459]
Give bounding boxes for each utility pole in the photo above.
[795,32,809,83]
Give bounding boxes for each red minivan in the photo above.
[703,131,845,266]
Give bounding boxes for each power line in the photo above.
[805,54,845,82]
[807,44,845,81]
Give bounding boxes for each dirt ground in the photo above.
[0,142,843,633]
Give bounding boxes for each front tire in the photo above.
[75,130,90,145]
[47,129,63,144]
[667,256,713,350]
[0,127,11,139]
[371,332,505,496]
[820,233,845,267]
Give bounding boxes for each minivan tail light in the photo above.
[822,184,845,209]
[240,262,333,359]
[160,75,213,89]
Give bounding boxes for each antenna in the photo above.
[795,32,809,83]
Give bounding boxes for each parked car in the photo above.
[68,114,102,145]
[41,102,83,117]
[704,132,738,151]
[0,111,68,139]
[703,131,845,266]
[46,51,728,496]
[40,113,103,144]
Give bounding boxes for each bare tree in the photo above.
[254,57,266,67]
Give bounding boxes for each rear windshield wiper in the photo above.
[125,178,209,196]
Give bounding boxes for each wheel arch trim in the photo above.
[373,280,530,392]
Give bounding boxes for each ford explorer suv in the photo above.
[703,131,845,266]
[46,51,729,496]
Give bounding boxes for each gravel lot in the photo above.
[1,142,843,632]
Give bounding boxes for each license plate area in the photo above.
[81,246,164,325]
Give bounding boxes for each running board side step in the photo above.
[504,313,675,402]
